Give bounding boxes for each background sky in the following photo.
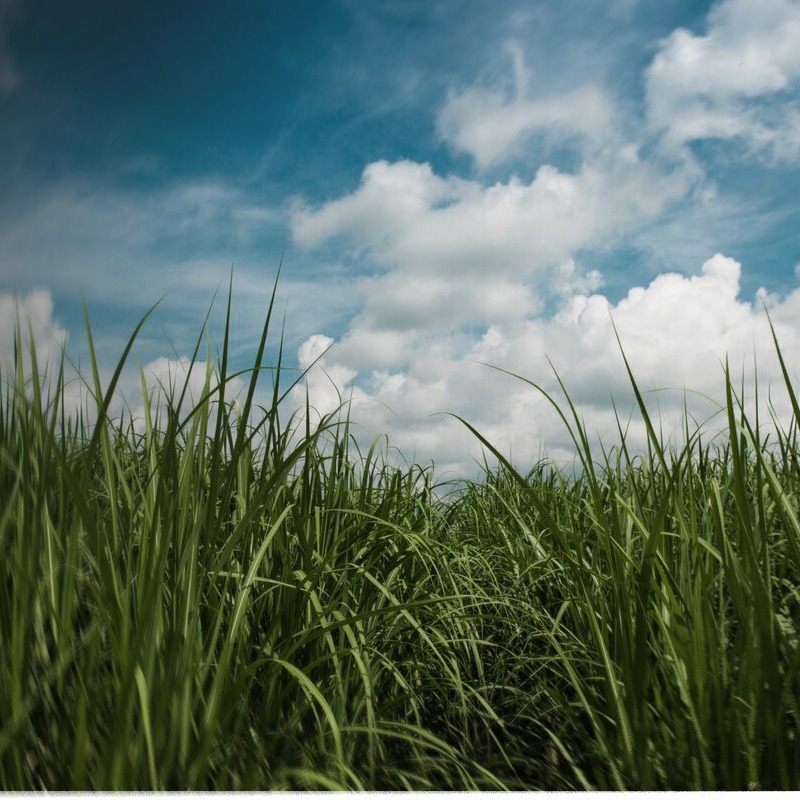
[2,0,800,476]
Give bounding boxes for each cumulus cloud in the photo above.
[119,355,248,436]
[352,272,538,333]
[0,289,89,426]
[293,154,687,283]
[551,258,603,298]
[437,42,616,169]
[288,92,711,474]
[291,148,692,390]
[294,255,800,476]
[0,289,68,379]
[646,0,800,160]
[295,333,356,422]
[287,11,800,474]
[0,289,248,436]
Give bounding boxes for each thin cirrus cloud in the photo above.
[0,175,303,364]
[0,179,273,300]
[436,43,617,170]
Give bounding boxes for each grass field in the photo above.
[1,289,799,790]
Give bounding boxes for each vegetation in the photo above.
[1,286,798,790]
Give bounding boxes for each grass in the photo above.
[0,286,798,789]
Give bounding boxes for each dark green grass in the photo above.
[1,292,798,789]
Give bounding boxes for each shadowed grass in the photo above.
[1,287,798,789]
[451,335,800,790]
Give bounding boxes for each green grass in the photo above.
[1,288,798,789]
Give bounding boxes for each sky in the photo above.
[1,0,800,477]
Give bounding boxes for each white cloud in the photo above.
[646,0,800,160]
[291,150,692,387]
[351,272,539,332]
[293,154,687,283]
[0,289,88,428]
[0,289,68,379]
[139,357,217,406]
[329,325,418,371]
[0,289,253,441]
[291,160,466,251]
[0,176,311,374]
[437,41,616,169]
[294,255,800,476]
[551,258,603,297]
[286,24,782,478]
[294,333,357,422]
[122,355,246,434]
[0,178,284,304]
[7,0,797,483]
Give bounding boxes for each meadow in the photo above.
[1,286,799,790]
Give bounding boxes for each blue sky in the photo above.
[2,0,800,474]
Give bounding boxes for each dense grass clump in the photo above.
[1,291,799,790]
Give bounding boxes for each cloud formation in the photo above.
[4,0,798,481]
[437,42,616,169]
[295,255,800,475]
[0,179,272,301]
[0,289,248,437]
[287,3,800,474]
[0,289,68,378]
[292,154,687,282]
[0,175,324,369]
[646,0,800,160]
[121,355,247,435]
[290,146,692,393]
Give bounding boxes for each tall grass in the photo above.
[1,289,798,789]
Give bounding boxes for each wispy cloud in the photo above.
[437,42,617,169]
[0,173,346,386]
[0,179,253,297]
[0,289,250,443]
